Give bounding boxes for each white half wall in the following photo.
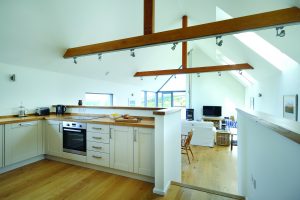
[154,110,181,195]
[237,110,300,200]
[0,62,143,116]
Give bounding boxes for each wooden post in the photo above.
[144,0,155,35]
[182,15,188,69]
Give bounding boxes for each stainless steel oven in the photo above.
[62,121,87,156]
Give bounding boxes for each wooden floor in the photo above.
[0,159,239,200]
[0,146,238,200]
[182,145,238,195]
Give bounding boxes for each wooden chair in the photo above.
[181,131,194,164]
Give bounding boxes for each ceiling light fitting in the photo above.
[73,57,77,64]
[239,70,243,75]
[171,42,178,50]
[197,73,200,77]
[130,49,135,57]
[98,53,102,61]
[140,77,143,80]
[216,36,223,47]
[276,26,285,37]
[218,72,222,77]
[154,76,158,80]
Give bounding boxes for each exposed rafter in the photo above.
[144,0,155,35]
[134,64,254,77]
[64,7,300,58]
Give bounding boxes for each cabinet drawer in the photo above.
[87,124,109,133]
[87,132,109,143]
[87,151,109,167]
[87,141,109,153]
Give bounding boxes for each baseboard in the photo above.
[0,155,44,174]
[45,155,154,183]
[153,181,171,196]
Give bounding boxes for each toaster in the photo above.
[36,107,50,116]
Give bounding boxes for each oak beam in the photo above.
[144,0,155,35]
[182,15,188,69]
[134,64,253,77]
[64,7,300,58]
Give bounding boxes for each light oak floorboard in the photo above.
[182,145,238,195]
[0,158,238,200]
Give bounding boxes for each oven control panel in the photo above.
[63,121,87,129]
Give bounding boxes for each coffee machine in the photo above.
[56,105,67,115]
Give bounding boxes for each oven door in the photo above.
[63,128,86,156]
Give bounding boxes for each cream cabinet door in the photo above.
[110,126,134,172]
[0,125,3,168]
[45,120,62,157]
[5,121,39,166]
[133,128,154,177]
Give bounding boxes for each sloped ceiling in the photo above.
[0,0,299,91]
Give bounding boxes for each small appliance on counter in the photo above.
[36,107,50,116]
[55,105,67,115]
[186,108,194,121]
[18,104,27,117]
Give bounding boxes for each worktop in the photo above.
[0,114,154,128]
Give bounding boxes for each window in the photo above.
[142,91,186,108]
[85,93,113,106]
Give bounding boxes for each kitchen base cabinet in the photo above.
[45,120,62,157]
[0,125,3,168]
[87,151,109,167]
[110,126,134,172]
[5,121,40,166]
[134,128,154,177]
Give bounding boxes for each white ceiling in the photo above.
[0,0,299,91]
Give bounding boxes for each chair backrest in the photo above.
[184,131,193,146]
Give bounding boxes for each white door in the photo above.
[134,128,154,177]
[110,126,133,172]
[45,120,62,157]
[0,125,3,168]
[5,121,39,166]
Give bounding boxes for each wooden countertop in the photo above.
[0,114,155,128]
[237,108,300,144]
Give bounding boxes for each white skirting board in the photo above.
[45,155,154,183]
[0,155,44,174]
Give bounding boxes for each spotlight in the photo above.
[105,71,109,76]
[98,53,102,61]
[130,49,135,57]
[140,77,143,80]
[216,36,223,47]
[174,75,176,79]
[197,73,200,77]
[239,70,243,75]
[171,42,178,50]
[154,76,158,80]
[276,26,285,37]
[218,72,222,77]
[73,57,77,64]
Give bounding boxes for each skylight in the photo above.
[216,7,298,71]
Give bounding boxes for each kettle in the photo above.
[56,105,67,115]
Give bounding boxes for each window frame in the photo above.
[143,90,186,108]
[85,92,114,106]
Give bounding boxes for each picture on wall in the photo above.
[250,97,255,110]
[283,95,298,121]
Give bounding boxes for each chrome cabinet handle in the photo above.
[133,129,137,142]
[92,127,102,130]
[92,155,102,159]
[19,123,34,126]
[109,128,113,139]
[92,146,102,149]
[92,136,102,140]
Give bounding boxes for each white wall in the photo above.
[237,111,300,200]
[0,62,143,116]
[188,48,245,120]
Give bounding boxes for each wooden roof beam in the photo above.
[63,7,300,58]
[134,64,254,77]
[144,0,155,35]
